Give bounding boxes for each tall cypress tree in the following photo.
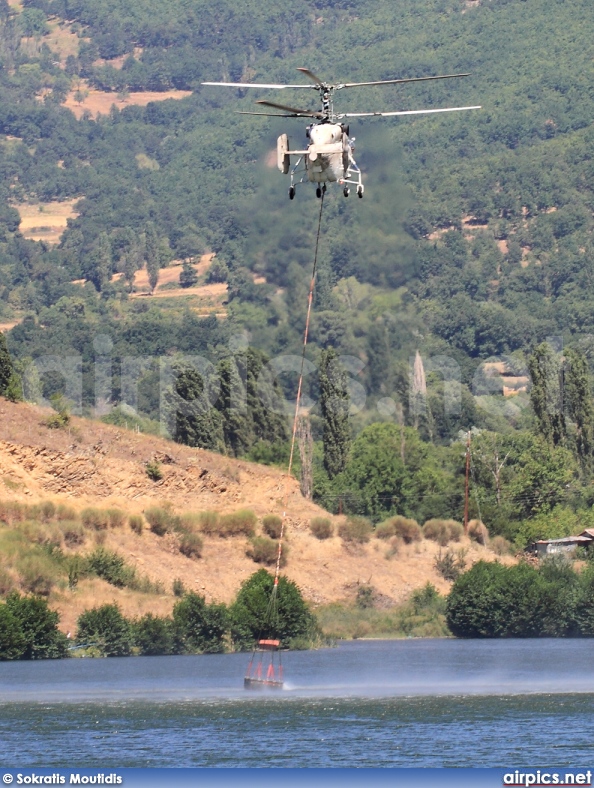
[319,349,351,478]
[165,365,224,452]
[0,332,14,396]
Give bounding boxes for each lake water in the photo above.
[1,639,594,767]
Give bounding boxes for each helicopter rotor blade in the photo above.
[202,81,316,89]
[256,99,325,118]
[236,111,311,117]
[338,73,471,89]
[338,105,481,118]
[296,67,326,87]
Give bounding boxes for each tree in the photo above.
[0,332,14,396]
[76,604,131,657]
[179,261,198,288]
[319,349,351,479]
[230,569,316,650]
[165,365,225,451]
[5,593,68,660]
[172,593,228,654]
[529,343,566,446]
[133,614,174,656]
[564,348,593,465]
[145,222,161,294]
[0,603,26,660]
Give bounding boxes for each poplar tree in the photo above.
[145,222,160,294]
[529,343,566,446]
[319,348,351,478]
[564,348,593,464]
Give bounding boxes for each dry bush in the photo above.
[247,536,286,567]
[144,506,172,536]
[468,519,489,545]
[17,555,57,596]
[129,515,143,535]
[310,517,333,540]
[491,535,512,555]
[179,532,203,559]
[59,520,85,547]
[106,509,126,528]
[384,516,422,544]
[219,509,257,537]
[56,503,77,521]
[38,501,56,522]
[198,511,220,535]
[81,507,110,530]
[0,501,26,526]
[384,535,403,560]
[339,516,373,544]
[423,519,463,546]
[178,513,202,532]
[0,566,15,595]
[262,515,283,539]
[375,520,396,539]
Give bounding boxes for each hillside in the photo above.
[0,399,496,634]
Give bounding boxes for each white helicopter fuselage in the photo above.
[305,123,348,183]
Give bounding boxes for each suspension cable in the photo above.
[272,190,325,588]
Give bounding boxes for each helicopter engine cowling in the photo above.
[306,123,348,183]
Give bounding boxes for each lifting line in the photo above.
[244,192,325,686]
[275,189,325,588]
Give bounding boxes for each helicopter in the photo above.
[202,67,480,199]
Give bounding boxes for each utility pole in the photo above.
[464,431,471,533]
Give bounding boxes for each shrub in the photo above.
[310,517,333,539]
[106,509,126,528]
[56,503,77,521]
[39,501,56,522]
[375,520,396,539]
[356,585,375,609]
[468,519,489,546]
[262,515,283,539]
[177,513,202,532]
[81,508,110,530]
[0,566,15,596]
[0,501,26,526]
[144,506,172,536]
[434,548,467,582]
[219,509,257,537]
[423,519,463,546]
[173,593,229,654]
[146,461,163,481]
[386,516,422,544]
[6,592,67,659]
[339,516,373,544]
[86,547,136,588]
[129,514,143,535]
[76,604,131,657]
[198,511,220,535]
[385,535,403,559]
[179,532,203,559]
[60,520,85,546]
[172,578,186,597]
[247,536,285,567]
[491,535,512,556]
[17,555,57,597]
[133,613,174,656]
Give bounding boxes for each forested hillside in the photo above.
[1,0,594,548]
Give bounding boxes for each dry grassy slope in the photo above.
[0,400,499,632]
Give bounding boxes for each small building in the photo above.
[532,531,594,557]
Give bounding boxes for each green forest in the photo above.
[1,0,594,550]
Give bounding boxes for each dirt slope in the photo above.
[0,400,498,631]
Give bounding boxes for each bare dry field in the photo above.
[64,87,193,120]
[45,22,81,64]
[0,321,19,334]
[0,399,504,631]
[14,199,79,244]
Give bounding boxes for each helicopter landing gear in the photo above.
[316,187,322,198]
[343,187,350,197]
[357,185,364,199]
[289,187,295,200]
